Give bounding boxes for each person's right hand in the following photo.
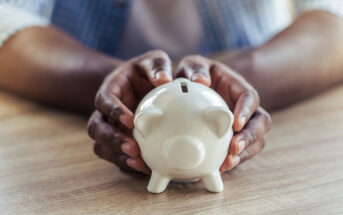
[87,50,173,175]
[174,55,271,172]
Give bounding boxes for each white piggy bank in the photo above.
[133,78,234,193]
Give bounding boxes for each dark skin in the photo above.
[0,26,120,113]
[225,11,343,110]
[1,11,343,174]
[87,51,271,174]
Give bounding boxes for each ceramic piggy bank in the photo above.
[133,78,234,193]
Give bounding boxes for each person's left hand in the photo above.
[87,50,173,175]
[174,55,272,172]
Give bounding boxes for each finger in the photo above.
[175,55,211,86]
[220,138,265,172]
[229,107,271,155]
[95,84,134,129]
[93,142,131,170]
[232,88,260,132]
[239,137,265,164]
[88,111,139,158]
[229,78,260,132]
[127,157,151,175]
[94,142,150,175]
[210,64,260,131]
[137,50,172,86]
[220,154,240,172]
[87,111,102,139]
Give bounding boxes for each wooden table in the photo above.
[1,86,343,215]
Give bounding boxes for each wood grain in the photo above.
[0,86,343,215]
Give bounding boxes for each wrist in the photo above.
[223,48,258,86]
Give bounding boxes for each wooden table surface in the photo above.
[1,86,343,215]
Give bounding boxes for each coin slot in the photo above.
[181,82,188,93]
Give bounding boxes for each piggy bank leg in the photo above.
[201,172,223,192]
[147,171,170,193]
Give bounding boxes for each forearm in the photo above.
[224,11,343,110]
[0,26,121,113]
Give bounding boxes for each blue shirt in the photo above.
[0,0,343,59]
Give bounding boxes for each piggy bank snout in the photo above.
[163,136,205,170]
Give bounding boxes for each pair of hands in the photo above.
[87,50,271,175]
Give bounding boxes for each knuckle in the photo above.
[112,130,122,141]
[91,121,108,143]
[264,113,272,132]
[138,51,171,76]
[182,55,205,63]
[100,129,114,145]
[115,154,129,169]
[112,132,124,148]
[97,98,120,120]
[239,150,249,163]
[109,106,123,121]
[93,142,102,157]
[94,92,103,110]
[248,88,260,105]
[87,119,96,139]
[90,121,103,141]
[253,109,263,119]
[151,57,169,72]
[242,129,257,147]
[98,101,110,115]
[249,129,258,145]
[241,90,252,100]
[149,49,168,59]
[93,143,119,166]
[179,56,192,65]
[179,55,210,78]
[87,112,100,138]
[95,91,111,112]
[257,108,272,132]
[191,63,208,75]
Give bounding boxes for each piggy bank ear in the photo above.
[203,107,234,137]
[134,107,163,137]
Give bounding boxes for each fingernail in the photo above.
[191,73,210,86]
[237,140,245,154]
[121,142,133,157]
[220,166,225,172]
[119,115,129,127]
[229,155,240,167]
[239,116,247,128]
[126,158,136,168]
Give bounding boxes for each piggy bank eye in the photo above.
[134,107,163,137]
[203,106,234,137]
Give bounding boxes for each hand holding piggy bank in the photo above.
[133,78,234,193]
